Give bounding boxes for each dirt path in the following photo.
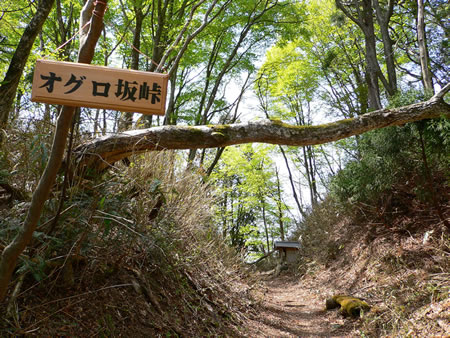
[246,275,359,337]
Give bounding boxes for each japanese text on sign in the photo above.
[32,59,168,116]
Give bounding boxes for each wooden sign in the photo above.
[31,59,168,115]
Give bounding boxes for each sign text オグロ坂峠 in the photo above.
[31,59,168,115]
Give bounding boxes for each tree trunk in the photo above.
[335,0,383,110]
[261,202,270,252]
[278,145,307,219]
[275,168,285,241]
[307,145,320,204]
[205,147,226,177]
[164,70,178,126]
[93,109,100,136]
[302,146,315,205]
[119,6,144,131]
[73,85,449,173]
[55,0,74,60]
[149,0,170,72]
[0,0,55,145]
[0,0,107,302]
[373,0,397,96]
[362,9,382,110]
[417,0,434,93]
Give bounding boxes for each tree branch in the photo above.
[335,0,364,31]
[74,85,449,173]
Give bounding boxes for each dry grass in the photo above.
[0,151,256,336]
[292,184,450,337]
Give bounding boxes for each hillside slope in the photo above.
[0,154,448,336]
[285,186,450,336]
[0,153,257,336]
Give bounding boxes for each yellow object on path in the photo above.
[326,294,371,317]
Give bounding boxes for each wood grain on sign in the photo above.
[31,59,168,115]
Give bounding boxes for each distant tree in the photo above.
[210,144,290,258]
[0,0,55,145]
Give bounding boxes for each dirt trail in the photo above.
[246,275,359,337]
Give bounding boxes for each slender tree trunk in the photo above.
[222,191,228,239]
[320,145,336,177]
[149,0,169,72]
[102,109,107,135]
[0,0,56,145]
[93,109,100,136]
[307,146,319,204]
[206,147,225,177]
[417,0,434,93]
[278,146,306,219]
[12,91,23,124]
[379,23,397,96]
[373,0,397,96]
[148,0,169,127]
[55,0,74,60]
[302,146,313,204]
[187,149,197,167]
[275,168,285,241]
[120,6,144,131]
[261,202,270,253]
[0,0,107,302]
[164,70,178,125]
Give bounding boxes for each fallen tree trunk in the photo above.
[74,84,450,172]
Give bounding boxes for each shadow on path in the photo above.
[246,275,357,337]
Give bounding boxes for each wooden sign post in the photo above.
[32,59,169,115]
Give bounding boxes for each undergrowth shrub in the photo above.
[330,116,449,218]
[329,88,449,214]
[0,118,55,196]
[1,151,250,335]
[100,152,221,256]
